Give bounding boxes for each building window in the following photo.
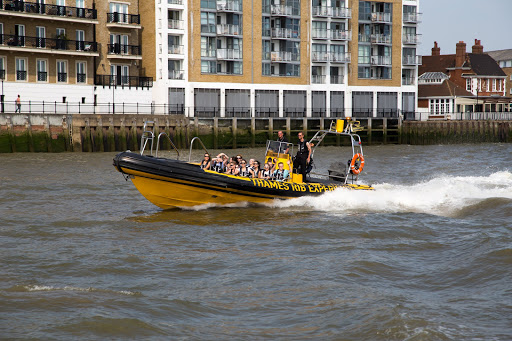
[57,60,67,83]
[76,61,86,83]
[15,58,27,81]
[466,78,471,91]
[358,66,370,79]
[0,56,5,80]
[262,63,271,76]
[201,60,216,74]
[200,12,216,33]
[109,2,129,23]
[37,59,47,82]
[76,30,85,50]
[358,45,370,64]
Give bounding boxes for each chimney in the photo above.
[432,41,440,56]
[472,39,484,54]
[456,41,466,67]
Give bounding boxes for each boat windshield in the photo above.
[266,140,293,156]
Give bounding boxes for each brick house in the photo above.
[419,40,511,115]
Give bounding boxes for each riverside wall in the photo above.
[0,114,511,153]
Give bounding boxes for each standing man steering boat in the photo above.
[294,132,311,182]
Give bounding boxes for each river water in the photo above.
[1,144,511,340]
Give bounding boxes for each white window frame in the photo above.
[56,60,68,83]
[15,57,27,82]
[36,59,48,82]
[466,78,471,91]
[76,60,86,83]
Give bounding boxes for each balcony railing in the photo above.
[168,44,184,55]
[330,30,351,40]
[216,24,241,36]
[16,70,27,80]
[271,51,299,62]
[311,75,325,84]
[271,28,299,39]
[217,0,241,12]
[0,0,97,19]
[107,44,141,56]
[312,29,328,40]
[358,34,371,43]
[403,12,421,23]
[217,48,242,60]
[57,72,67,82]
[0,69,4,79]
[371,55,392,65]
[76,72,86,83]
[95,75,153,88]
[168,19,184,30]
[1,34,97,52]
[271,4,292,16]
[201,48,216,58]
[312,6,330,17]
[371,34,392,45]
[330,75,344,84]
[402,77,415,85]
[403,34,420,44]
[312,52,329,62]
[168,70,184,79]
[168,0,183,5]
[107,12,140,25]
[37,71,47,81]
[332,7,351,18]
[330,53,350,63]
[402,55,422,65]
[371,12,391,23]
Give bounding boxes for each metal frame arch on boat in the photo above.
[350,153,365,175]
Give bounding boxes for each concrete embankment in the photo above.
[0,114,511,152]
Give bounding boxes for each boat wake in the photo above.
[270,171,512,218]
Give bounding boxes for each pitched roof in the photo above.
[464,54,506,76]
[420,53,506,77]
[418,79,473,99]
[418,72,449,80]
[486,49,512,62]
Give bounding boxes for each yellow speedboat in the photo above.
[113,119,373,209]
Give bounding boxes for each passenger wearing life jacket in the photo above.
[272,162,290,181]
[238,159,251,177]
[225,162,240,175]
[250,160,261,178]
[200,153,211,170]
[212,153,228,173]
[260,163,272,179]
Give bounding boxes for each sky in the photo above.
[418,0,511,56]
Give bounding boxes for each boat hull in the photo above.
[113,152,372,209]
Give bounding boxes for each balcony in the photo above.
[0,0,97,21]
[216,24,241,36]
[168,70,184,79]
[371,55,392,66]
[168,0,183,5]
[76,73,86,83]
[332,7,351,18]
[107,44,142,59]
[217,48,242,60]
[217,0,242,12]
[402,55,422,65]
[57,72,67,82]
[371,34,392,45]
[0,34,98,56]
[330,75,344,84]
[312,6,330,17]
[169,19,184,30]
[312,52,329,63]
[330,29,351,41]
[330,53,350,63]
[358,34,371,43]
[168,44,184,55]
[271,51,299,63]
[107,12,141,27]
[311,75,326,84]
[271,4,293,16]
[95,74,154,88]
[371,12,391,23]
[16,70,27,80]
[403,34,420,44]
[312,28,328,40]
[271,28,299,39]
[403,12,421,23]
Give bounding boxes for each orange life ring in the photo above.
[350,153,365,175]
